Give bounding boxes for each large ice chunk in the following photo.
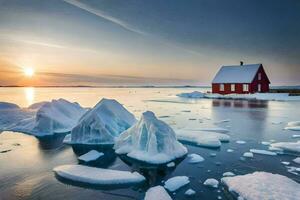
[53,164,145,186]
[270,141,300,153]
[222,172,300,200]
[144,186,172,200]
[114,111,187,164]
[285,121,300,131]
[164,176,190,192]
[71,98,136,145]
[0,102,20,110]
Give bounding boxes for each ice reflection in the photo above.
[24,87,35,107]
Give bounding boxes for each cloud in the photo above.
[62,0,147,35]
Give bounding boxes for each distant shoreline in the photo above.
[0,85,210,88]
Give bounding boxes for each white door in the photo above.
[258,84,261,92]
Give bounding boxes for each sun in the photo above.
[24,68,35,77]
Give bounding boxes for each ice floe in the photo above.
[236,140,246,144]
[222,172,300,200]
[223,172,235,177]
[293,157,300,164]
[187,153,205,163]
[167,162,175,167]
[243,152,254,158]
[177,91,204,98]
[164,176,190,192]
[184,189,196,196]
[176,129,230,148]
[145,186,172,200]
[53,164,145,186]
[284,121,300,131]
[71,98,136,145]
[78,150,104,162]
[203,178,219,188]
[250,149,277,156]
[114,111,187,164]
[270,141,300,153]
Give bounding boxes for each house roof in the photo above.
[212,64,262,84]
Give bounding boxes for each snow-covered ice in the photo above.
[0,102,20,110]
[177,130,230,148]
[71,98,136,145]
[145,186,172,200]
[270,141,300,153]
[284,121,300,131]
[203,178,219,188]
[166,162,175,167]
[243,152,254,158]
[164,176,190,192]
[114,111,187,164]
[293,157,300,164]
[53,164,145,185]
[223,172,235,177]
[221,172,300,200]
[187,153,204,163]
[184,189,196,196]
[281,161,290,165]
[250,149,277,156]
[78,150,104,162]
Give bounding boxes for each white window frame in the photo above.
[258,73,261,80]
[258,84,261,92]
[220,84,224,91]
[231,84,235,92]
[243,84,249,92]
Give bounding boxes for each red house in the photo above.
[212,62,270,94]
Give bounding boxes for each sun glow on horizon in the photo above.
[24,67,35,77]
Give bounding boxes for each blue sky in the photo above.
[0,0,299,86]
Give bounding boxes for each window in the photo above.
[258,84,261,92]
[231,84,235,92]
[258,73,261,80]
[243,84,249,92]
[220,84,224,91]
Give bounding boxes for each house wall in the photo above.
[212,65,270,94]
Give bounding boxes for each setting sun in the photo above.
[24,68,35,77]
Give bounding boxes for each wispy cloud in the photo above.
[62,0,147,35]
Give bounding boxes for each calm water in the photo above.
[0,87,300,200]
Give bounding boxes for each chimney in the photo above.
[240,61,244,66]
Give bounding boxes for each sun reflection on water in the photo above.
[24,87,35,107]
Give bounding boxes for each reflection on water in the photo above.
[212,99,269,108]
[24,87,35,107]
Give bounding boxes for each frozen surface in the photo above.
[78,150,104,162]
[71,98,136,145]
[144,186,172,200]
[293,157,300,164]
[203,178,219,188]
[164,176,190,192]
[177,91,300,101]
[0,102,20,110]
[177,130,230,148]
[270,141,300,153]
[187,153,204,163]
[53,164,145,185]
[222,172,300,200]
[0,99,86,136]
[114,111,187,164]
[250,149,277,156]
[177,91,204,98]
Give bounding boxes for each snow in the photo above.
[53,164,145,185]
[184,189,196,196]
[78,150,104,162]
[145,186,172,200]
[71,98,136,145]
[221,172,300,200]
[243,152,253,158]
[270,141,300,153]
[176,129,230,148]
[177,91,204,98]
[0,99,86,136]
[250,149,277,156]
[203,178,219,188]
[176,91,300,101]
[114,111,187,164]
[293,157,300,164]
[212,64,261,84]
[285,121,300,131]
[28,101,49,110]
[0,102,20,110]
[187,153,204,163]
[223,172,235,177]
[164,176,190,192]
[236,140,246,144]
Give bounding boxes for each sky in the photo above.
[0,0,299,86]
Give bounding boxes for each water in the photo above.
[0,87,299,200]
